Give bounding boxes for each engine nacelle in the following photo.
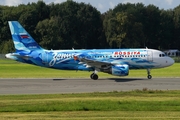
[102,64,129,76]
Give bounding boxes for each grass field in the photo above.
[0,59,179,78]
[0,59,180,119]
[0,91,180,119]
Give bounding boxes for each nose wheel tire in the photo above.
[90,73,98,80]
[147,75,152,79]
[147,69,152,79]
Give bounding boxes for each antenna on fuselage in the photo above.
[146,47,148,49]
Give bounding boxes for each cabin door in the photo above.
[147,50,153,62]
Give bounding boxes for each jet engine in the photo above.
[101,64,129,76]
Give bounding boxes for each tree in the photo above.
[141,5,161,49]
[1,1,180,53]
[103,3,146,48]
[35,17,64,49]
[110,12,127,48]
[173,5,180,49]
[0,40,14,53]
[47,0,106,49]
[159,9,174,49]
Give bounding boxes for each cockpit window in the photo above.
[159,54,166,57]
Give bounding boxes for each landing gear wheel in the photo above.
[147,75,152,79]
[90,73,98,80]
[90,73,94,79]
[92,74,98,80]
[147,69,152,79]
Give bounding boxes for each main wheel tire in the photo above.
[90,73,94,79]
[92,74,98,80]
[147,75,152,79]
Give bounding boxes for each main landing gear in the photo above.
[90,73,98,80]
[90,70,99,80]
[147,69,152,79]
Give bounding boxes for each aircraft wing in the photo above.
[77,57,112,69]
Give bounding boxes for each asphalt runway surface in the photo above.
[0,78,179,95]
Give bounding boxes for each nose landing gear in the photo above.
[147,69,152,79]
[147,75,152,79]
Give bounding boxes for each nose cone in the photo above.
[167,57,174,66]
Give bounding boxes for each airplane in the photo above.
[5,21,174,80]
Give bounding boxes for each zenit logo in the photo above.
[49,53,74,66]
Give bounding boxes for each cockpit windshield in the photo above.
[159,53,166,57]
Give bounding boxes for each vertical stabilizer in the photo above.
[8,21,42,52]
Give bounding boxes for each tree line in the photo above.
[0,0,180,53]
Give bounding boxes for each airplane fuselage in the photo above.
[6,21,175,80]
[6,48,174,71]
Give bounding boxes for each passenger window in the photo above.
[159,54,161,57]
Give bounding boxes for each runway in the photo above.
[0,78,179,95]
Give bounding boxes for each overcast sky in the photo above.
[0,0,179,13]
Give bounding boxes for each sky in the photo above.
[1,0,180,13]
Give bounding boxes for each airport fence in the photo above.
[0,54,5,59]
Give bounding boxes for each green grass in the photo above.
[1,111,179,120]
[0,91,180,119]
[1,59,180,119]
[0,59,179,78]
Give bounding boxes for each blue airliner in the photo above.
[5,21,174,80]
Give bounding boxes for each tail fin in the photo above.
[8,21,42,52]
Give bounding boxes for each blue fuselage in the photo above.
[7,48,167,71]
